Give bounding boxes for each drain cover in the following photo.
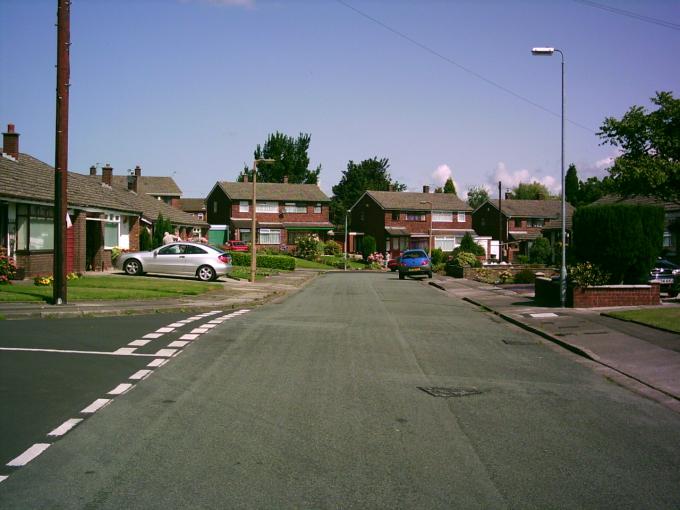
[418,387,482,398]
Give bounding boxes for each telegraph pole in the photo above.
[498,181,502,262]
[53,0,70,305]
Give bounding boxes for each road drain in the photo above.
[418,387,482,398]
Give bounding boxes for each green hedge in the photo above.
[230,252,296,271]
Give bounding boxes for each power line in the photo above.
[335,0,596,133]
[573,0,680,31]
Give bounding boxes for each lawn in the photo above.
[228,267,280,280]
[606,308,680,334]
[0,275,222,303]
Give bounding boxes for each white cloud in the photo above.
[431,164,452,186]
[487,162,559,194]
[595,156,614,170]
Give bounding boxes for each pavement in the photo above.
[429,275,680,412]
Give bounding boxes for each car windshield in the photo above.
[402,250,428,259]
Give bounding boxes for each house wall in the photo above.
[72,210,87,273]
[228,202,329,224]
[128,216,140,252]
[207,187,230,226]
[351,195,385,253]
[472,203,505,241]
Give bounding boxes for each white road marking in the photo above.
[108,383,134,395]
[167,323,185,328]
[529,312,560,318]
[47,418,83,437]
[187,316,203,320]
[0,475,7,483]
[206,320,223,324]
[155,327,175,333]
[190,328,209,334]
[167,341,190,348]
[7,443,51,467]
[0,347,157,357]
[143,333,163,339]
[179,334,199,341]
[81,399,112,414]
[128,340,151,347]
[147,358,168,368]
[202,324,217,329]
[234,309,250,314]
[153,348,178,357]
[130,369,153,380]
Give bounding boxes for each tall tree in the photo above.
[443,177,456,194]
[510,181,552,200]
[466,186,489,209]
[598,91,680,201]
[238,132,321,184]
[565,164,580,206]
[577,175,614,206]
[330,157,405,224]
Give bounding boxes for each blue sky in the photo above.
[1,0,678,200]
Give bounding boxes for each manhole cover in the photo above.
[418,387,482,398]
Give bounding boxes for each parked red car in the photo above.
[224,240,250,252]
[387,258,400,271]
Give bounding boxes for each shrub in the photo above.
[139,227,153,251]
[324,240,342,256]
[515,254,530,265]
[111,246,128,265]
[513,269,537,284]
[0,249,17,284]
[459,232,485,256]
[230,252,295,271]
[152,214,173,248]
[498,270,513,284]
[568,262,610,288]
[471,268,497,284]
[361,235,376,261]
[295,234,323,261]
[529,236,552,265]
[34,275,54,286]
[430,248,446,265]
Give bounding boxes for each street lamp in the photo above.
[532,46,567,307]
[344,207,352,271]
[250,158,275,283]
[420,200,433,257]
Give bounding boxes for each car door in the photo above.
[182,244,210,274]
[149,244,186,275]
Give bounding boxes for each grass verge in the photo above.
[605,308,680,334]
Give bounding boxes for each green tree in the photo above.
[139,227,152,251]
[529,236,552,264]
[466,186,490,209]
[443,177,456,194]
[598,91,680,201]
[361,235,377,260]
[577,175,614,206]
[330,157,406,224]
[238,132,321,184]
[152,214,173,249]
[459,232,485,256]
[565,164,579,206]
[510,182,552,200]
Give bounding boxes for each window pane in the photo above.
[17,214,28,250]
[433,211,453,222]
[259,229,281,244]
[104,222,118,248]
[457,212,466,222]
[240,229,251,243]
[30,218,54,250]
[239,201,249,212]
[256,201,278,213]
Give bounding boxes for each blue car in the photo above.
[398,249,433,280]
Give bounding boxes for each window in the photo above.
[285,203,307,213]
[184,245,208,255]
[528,218,544,227]
[663,231,672,247]
[259,228,281,244]
[158,244,181,255]
[434,236,456,252]
[514,218,523,227]
[457,211,466,223]
[197,213,204,220]
[240,229,251,242]
[406,212,426,221]
[16,204,54,251]
[392,211,400,221]
[314,204,322,214]
[239,201,249,213]
[212,201,217,213]
[103,214,120,249]
[433,211,453,222]
[256,201,278,213]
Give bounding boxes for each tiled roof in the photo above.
[110,175,182,196]
[592,194,680,212]
[366,191,472,211]
[543,216,573,231]
[176,198,206,212]
[0,153,139,214]
[217,182,330,202]
[486,199,574,219]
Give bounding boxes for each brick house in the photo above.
[472,198,574,262]
[105,165,182,206]
[349,187,474,259]
[206,179,332,250]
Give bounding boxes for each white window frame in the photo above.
[239,201,249,213]
[103,213,121,249]
[457,211,466,223]
[434,236,456,252]
[314,203,322,214]
[256,201,278,213]
[432,211,453,223]
[285,203,307,213]
[258,228,281,245]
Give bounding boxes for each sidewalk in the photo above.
[0,270,319,320]
[429,275,680,410]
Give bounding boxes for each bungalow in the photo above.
[206,178,332,250]
[349,186,475,260]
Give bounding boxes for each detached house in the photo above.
[206,179,332,249]
[350,187,474,259]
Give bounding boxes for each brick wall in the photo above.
[128,216,140,252]
[535,277,661,307]
[15,252,53,278]
[72,210,87,273]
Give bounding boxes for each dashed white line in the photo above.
[128,339,151,347]
[47,418,83,437]
[114,347,138,355]
[167,323,185,328]
[0,475,7,483]
[0,347,157,357]
[167,340,190,348]
[130,369,153,380]
[143,333,163,339]
[7,443,51,467]
[154,348,178,357]
[147,358,168,368]
[180,334,200,341]
[155,327,175,333]
[81,399,112,414]
[190,328,209,334]
[108,383,134,395]
[202,324,217,329]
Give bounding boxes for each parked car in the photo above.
[649,258,680,296]
[224,240,250,252]
[116,242,232,281]
[398,249,432,280]
[387,257,400,272]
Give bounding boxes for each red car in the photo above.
[387,257,400,271]
[224,240,250,252]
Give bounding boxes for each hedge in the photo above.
[229,252,296,271]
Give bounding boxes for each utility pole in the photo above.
[53,0,70,305]
[498,181,502,263]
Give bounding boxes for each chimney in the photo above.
[243,175,249,183]
[505,191,512,200]
[2,124,20,160]
[89,165,97,176]
[127,172,138,193]
[134,165,141,177]
[283,175,288,184]
[423,185,430,194]
[102,163,113,186]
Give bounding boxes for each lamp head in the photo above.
[532,47,555,56]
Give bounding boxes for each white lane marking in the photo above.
[179,334,199,341]
[7,443,51,467]
[0,475,7,483]
[130,369,153,380]
[202,324,217,329]
[128,340,151,347]
[190,328,209,334]
[206,320,223,324]
[81,399,112,414]
[167,341,190,348]
[234,309,250,314]
[153,348,178,357]
[114,347,138,355]
[529,312,560,318]
[47,418,83,437]
[167,323,185,328]
[0,347,157,357]
[143,333,163,339]
[156,327,175,333]
[108,383,134,395]
[147,358,168,368]
[187,316,203,320]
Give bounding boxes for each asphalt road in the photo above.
[1,273,680,509]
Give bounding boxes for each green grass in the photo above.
[228,267,279,280]
[606,308,680,333]
[0,276,222,303]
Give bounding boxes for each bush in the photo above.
[529,236,552,265]
[34,275,54,286]
[361,235,376,261]
[152,214,173,249]
[0,249,17,284]
[568,262,610,288]
[459,232,485,256]
[139,227,153,251]
[572,204,664,283]
[229,252,296,271]
[515,254,530,265]
[471,268,497,284]
[513,269,537,284]
[295,234,323,261]
[430,248,446,265]
[324,240,342,256]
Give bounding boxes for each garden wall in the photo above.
[535,277,660,308]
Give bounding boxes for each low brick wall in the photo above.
[534,277,660,308]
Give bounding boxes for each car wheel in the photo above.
[197,265,216,282]
[124,259,142,276]
[399,272,405,280]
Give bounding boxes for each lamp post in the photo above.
[420,200,433,257]
[344,207,352,271]
[250,158,275,283]
[532,46,566,307]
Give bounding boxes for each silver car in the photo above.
[116,242,232,281]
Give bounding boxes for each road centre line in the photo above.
[108,383,134,395]
[179,334,199,341]
[155,327,175,333]
[47,418,83,437]
[201,324,217,329]
[81,399,112,414]
[0,475,7,483]
[191,328,209,334]
[0,347,159,357]
[143,333,164,339]
[147,358,168,368]
[7,443,51,467]
[154,348,178,357]
[167,322,185,328]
